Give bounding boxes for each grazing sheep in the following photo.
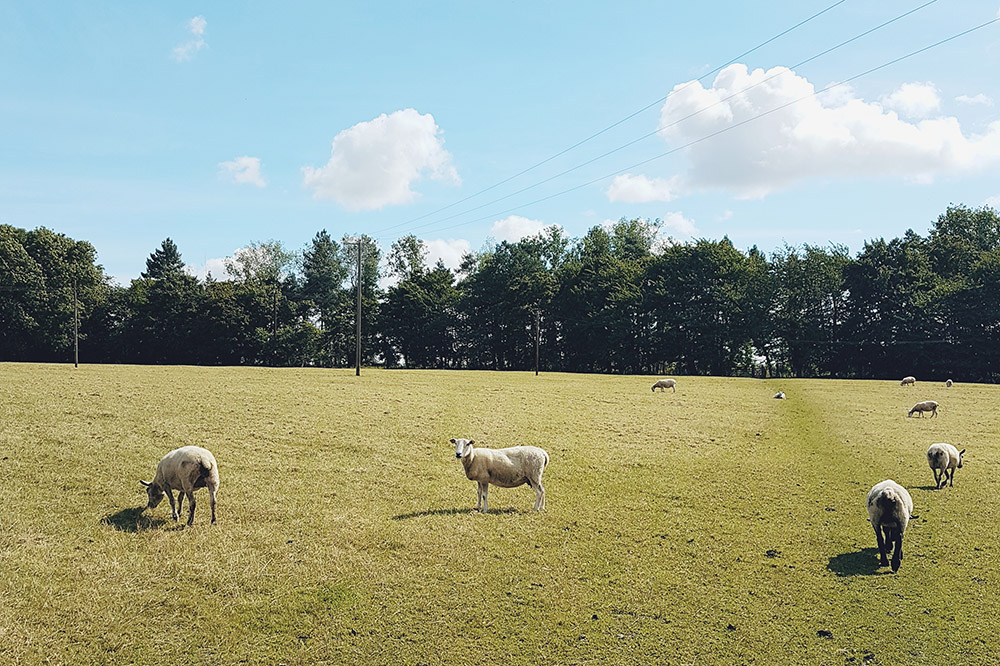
[141,446,219,525]
[908,401,938,418]
[774,392,786,399]
[652,378,677,393]
[900,376,916,387]
[451,438,548,513]
[866,479,914,573]
[946,379,954,387]
[927,443,965,489]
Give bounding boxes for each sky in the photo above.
[2,1,999,286]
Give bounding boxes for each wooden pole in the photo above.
[534,309,540,376]
[355,240,362,377]
[73,278,79,368]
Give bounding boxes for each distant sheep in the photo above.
[946,379,953,388]
[773,392,785,399]
[927,443,965,489]
[866,479,914,573]
[652,378,677,393]
[900,376,916,387]
[908,401,938,418]
[451,438,548,513]
[141,446,219,525]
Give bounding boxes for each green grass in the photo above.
[2,364,999,665]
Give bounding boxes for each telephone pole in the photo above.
[346,238,364,376]
[534,309,540,376]
[73,278,79,368]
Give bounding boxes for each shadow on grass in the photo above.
[827,547,894,577]
[392,507,521,521]
[101,507,173,532]
[914,485,942,491]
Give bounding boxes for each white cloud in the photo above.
[218,156,266,187]
[172,16,207,62]
[986,195,1000,209]
[881,82,940,118]
[661,211,698,237]
[185,256,229,281]
[717,209,733,221]
[656,64,1000,198]
[425,238,471,271]
[956,93,994,106]
[490,215,550,243]
[605,173,682,203]
[302,109,459,211]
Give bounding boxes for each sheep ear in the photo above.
[469,440,475,446]
[140,480,151,487]
[449,438,456,444]
[960,449,966,456]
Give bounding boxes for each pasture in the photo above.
[1,364,999,665]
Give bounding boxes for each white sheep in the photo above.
[652,378,677,392]
[866,479,914,573]
[900,376,916,387]
[774,392,786,399]
[141,446,219,525]
[908,400,938,418]
[927,443,965,489]
[945,379,953,387]
[451,438,548,513]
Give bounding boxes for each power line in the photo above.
[369,0,850,238]
[374,0,940,242]
[401,16,1000,240]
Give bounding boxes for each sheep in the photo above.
[773,392,786,399]
[908,400,938,418]
[946,379,954,387]
[927,443,965,489]
[866,479,914,573]
[900,376,916,387]
[451,438,548,513]
[652,378,677,392]
[140,446,219,525]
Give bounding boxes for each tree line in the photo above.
[2,204,1000,381]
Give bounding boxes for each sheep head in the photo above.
[140,480,164,509]
[451,438,475,459]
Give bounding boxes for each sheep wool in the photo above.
[141,445,220,525]
[927,443,965,489]
[866,479,913,573]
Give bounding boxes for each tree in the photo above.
[141,238,185,279]
[302,230,351,366]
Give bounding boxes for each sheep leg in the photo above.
[209,487,217,524]
[533,482,545,511]
[186,492,196,526]
[167,489,179,521]
[874,525,889,567]
[671,386,675,393]
[891,533,903,573]
[482,484,490,514]
[933,469,942,489]
[176,492,184,517]
[947,469,954,487]
[476,482,487,511]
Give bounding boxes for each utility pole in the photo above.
[345,238,364,376]
[73,278,79,368]
[534,309,540,376]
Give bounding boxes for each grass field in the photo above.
[2,364,1000,665]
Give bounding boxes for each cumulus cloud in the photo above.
[302,109,459,211]
[605,173,682,203]
[185,256,229,281]
[425,238,471,271]
[172,16,206,62]
[654,63,1000,198]
[881,82,940,118]
[661,211,698,236]
[956,93,994,106]
[218,156,266,188]
[490,215,551,243]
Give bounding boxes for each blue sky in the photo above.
[2,1,999,285]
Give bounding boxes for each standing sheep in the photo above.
[945,379,954,387]
[927,443,965,489]
[866,479,914,573]
[900,376,916,387]
[652,378,677,392]
[908,401,938,418]
[773,392,786,399]
[451,438,548,513]
[141,446,219,525]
